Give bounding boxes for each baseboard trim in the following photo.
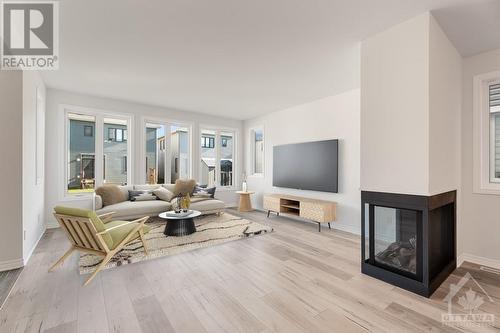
[458,253,500,270]
[0,259,24,272]
[47,221,59,229]
[23,226,46,265]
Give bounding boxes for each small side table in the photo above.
[236,191,255,212]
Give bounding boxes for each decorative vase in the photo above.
[242,180,248,192]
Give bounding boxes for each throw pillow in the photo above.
[173,179,197,196]
[95,185,127,207]
[129,190,157,202]
[153,187,174,202]
[193,186,216,198]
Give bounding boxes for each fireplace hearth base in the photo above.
[361,191,456,297]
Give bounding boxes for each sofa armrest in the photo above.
[94,194,103,210]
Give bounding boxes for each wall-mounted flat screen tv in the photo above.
[273,139,338,193]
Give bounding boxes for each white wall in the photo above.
[361,13,430,195]
[428,15,462,195]
[22,71,47,263]
[461,48,500,262]
[361,12,461,196]
[0,71,24,270]
[244,89,361,234]
[45,89,243,227]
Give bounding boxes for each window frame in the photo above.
[140,116,193,185]
[473,71,500,195]
[199,126,238,190]
[248,125,265,177]
[60,105,134,200]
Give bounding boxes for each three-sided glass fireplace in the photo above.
[361,191,456,297]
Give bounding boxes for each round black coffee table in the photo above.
[159,210,201,236]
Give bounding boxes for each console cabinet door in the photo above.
[263,196,280,212]
[300,201,335,222]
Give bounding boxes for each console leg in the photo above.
[267,210,270,218]
[277,212,280,216]
[328,222,331,229]
[318,223,321,232]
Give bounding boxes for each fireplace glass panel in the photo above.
[374,206,417,275]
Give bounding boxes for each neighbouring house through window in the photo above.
[200,129,236,187]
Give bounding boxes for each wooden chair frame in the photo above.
[50,212,149,286]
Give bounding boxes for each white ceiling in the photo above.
[42,0,500,120]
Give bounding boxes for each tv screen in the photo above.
[273,139,338,193]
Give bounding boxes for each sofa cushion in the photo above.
[153,187,175,202]
[95,185,127,207]
[104,220,151,250]
[135,184,161,191]
[118,185,134,200]
[190,199,225,212]
[96,200,171,219]
[54,206,113,249]
[173,179,197,196]
[162,184,176,193]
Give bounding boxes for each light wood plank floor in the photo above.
[1,209,499,333]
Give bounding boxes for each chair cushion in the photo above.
[53,206,113,249]
[104,220,151,250]
[96,200,171,219]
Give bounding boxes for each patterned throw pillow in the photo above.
[173,179,197,196]
[128,190,157,202]
[95,185,128,207]
[193,186,216,198]
[153,187,175,202]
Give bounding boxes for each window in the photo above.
[143,121,191,184]
[200,128,236,188]
[201,136,215,148]
[171,125,190,183]
[490,82,500,182]
[473,71,500,194]
[84,125,93,137]
[251,127,264,175]
[220,132,233,186]
[64,108,132,196]
[103,118,128,185]
[107,128,127,142]
[200,130,216,187]
[67,114,96,193]
[145,123,166,184]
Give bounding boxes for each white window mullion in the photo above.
[215,130,221,186]
[165,123,172,184]
[94,114,104,187]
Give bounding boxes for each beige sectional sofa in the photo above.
[94,184,225,220]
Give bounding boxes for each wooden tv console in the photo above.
[263,194,337,232]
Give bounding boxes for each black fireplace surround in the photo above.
[361,190,456,297]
